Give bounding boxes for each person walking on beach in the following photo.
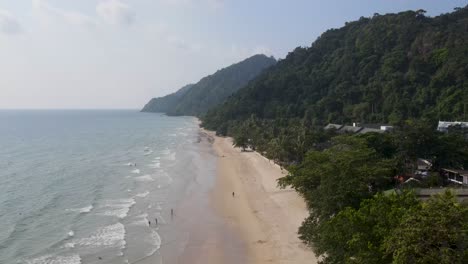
[232,191,235,197]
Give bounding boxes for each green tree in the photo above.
[315,192,420,264]
[384,191,468,264]
[279,136,395,220]
[232,123,249,151]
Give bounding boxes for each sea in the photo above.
[0,110,222,264]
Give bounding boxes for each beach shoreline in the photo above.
[150,128,247,264]
[206,129,318,264]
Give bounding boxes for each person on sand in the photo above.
[148,220,151,226]
[155,218,158,225]
[232,191,235,197]
[171,208,174,217]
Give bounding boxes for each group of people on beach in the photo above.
[148,208,174,226]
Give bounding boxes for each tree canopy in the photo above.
[203,7,468,131]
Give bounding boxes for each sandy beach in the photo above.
[208,130,318,264]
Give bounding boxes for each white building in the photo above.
[437,121,468,132]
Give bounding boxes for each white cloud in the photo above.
[0,10,21,35]
[96,0,135,26]
[32,0,95,28]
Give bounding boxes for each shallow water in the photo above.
[0,110,218,264]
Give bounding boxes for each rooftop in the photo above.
[438,121,468,129]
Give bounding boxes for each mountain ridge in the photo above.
[141,54,277,116]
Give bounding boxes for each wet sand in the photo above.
[209,130,318,264]
[143,130,247,264]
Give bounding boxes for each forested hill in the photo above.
[141,54,276,116]
[141,84,193,113]
[203,7,468,132]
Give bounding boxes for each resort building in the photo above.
[324,123,393,134]
[441,168,468,186]
[437,121,468,132]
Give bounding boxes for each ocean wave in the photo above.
[63,242,75,249]
[74,222,126,249]
[129,213,149,226]
[148,161,160,169]
[131,169,140,174]
[145,229,162,258]
[134,175,154,182]
[25,254,81,264]
[68,230,74,237]
[144,150,154,156]
[135,191,149,198]
[99,198,135,219]
[66,205,93,213]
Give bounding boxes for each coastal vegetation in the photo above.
[200,6,468,263]
[277,124,468,263]
[202,7,468,130]
[141,54,276,116]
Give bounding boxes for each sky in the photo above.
[0,0,465,109]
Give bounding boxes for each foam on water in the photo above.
[25,254,82,264]
[134,175,154,182]
[68,230,74,237]
[66,205,93,213]
[148,161,160,169]
[99,198,136,219]
[74,222,126,249]
[135,191,149,198]
[145,229,162,258]
[63,242,75,249]
[131,169,141,174]
[130,213,150,226]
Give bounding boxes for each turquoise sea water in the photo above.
[0,110,212,264]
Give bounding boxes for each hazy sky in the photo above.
[0,0,465,109]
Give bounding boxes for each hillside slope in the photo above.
[203,7,468,131]
[142,54,276,116]
[141,84,193,113]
